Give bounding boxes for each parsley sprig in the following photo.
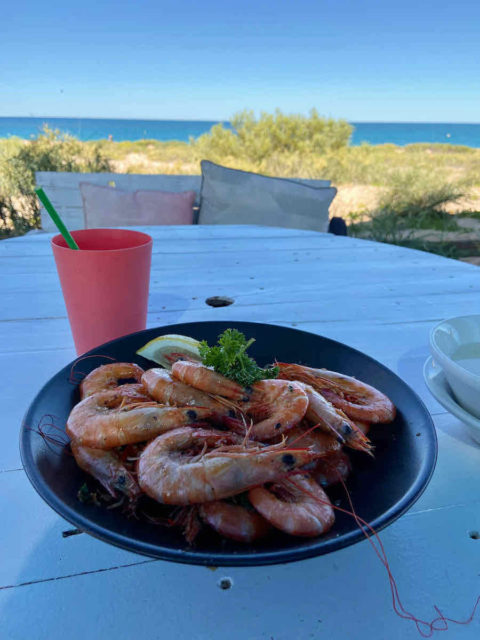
[199,329,279,387]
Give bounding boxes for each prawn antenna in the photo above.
[25,414,71,456]
[68,354,117,385]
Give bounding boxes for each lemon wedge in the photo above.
[136,334,202,368]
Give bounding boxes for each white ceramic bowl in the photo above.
[429,315,480,419]
[424,357,480,444]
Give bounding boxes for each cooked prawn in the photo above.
[137,427,320,505]
[248,475,335,537]
[80,363,145,399]
[142,368,233,417]
[71,441,142,503]
[355,420,371,435]
[113,383,153,402]
[199,500,271,543]
[285,422,341,456]
[277,362,396,424]
[171,361,250,401]
[225,379,309,441]
[66,390,214,449]
[300,383,372,454]
[309,450,352,487]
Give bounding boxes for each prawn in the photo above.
[248,475,335,537]
[309,450,352,487]
[113,383,153,402]
[277,363,396,424]
[71,441,142,503]
[199,500,271,543]
[355,420,371,435]
[137,427,320,505]
[142,368,234,418]
[80,363,145,399]
[171,361,250,401]
[225,379,309,441]
[300,383,372,454]
[66,390,214,449]
[285,422,341,456]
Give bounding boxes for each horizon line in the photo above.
[1,115,480,126]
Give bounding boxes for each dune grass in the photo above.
[88,138,480,187]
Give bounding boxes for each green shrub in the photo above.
[191,116,480,186]
[374,172,465,220]
[192,109,352,168]
[0,126,111,238]
[349,171,467,255]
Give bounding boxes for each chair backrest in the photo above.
[36,172,202,231]
[36,171,331,231]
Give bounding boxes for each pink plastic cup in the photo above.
[52,229,152,354]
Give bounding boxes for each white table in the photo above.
[1,225,480,640]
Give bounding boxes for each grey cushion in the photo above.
[198,161,336,232]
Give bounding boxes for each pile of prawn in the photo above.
[66,357,396,544]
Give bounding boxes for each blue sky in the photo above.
[1,0,479,121]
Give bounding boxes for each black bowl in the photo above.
[20,321,437,566]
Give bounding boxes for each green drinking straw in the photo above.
[35,187,80,250]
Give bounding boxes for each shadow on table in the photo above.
[434,416,480,448]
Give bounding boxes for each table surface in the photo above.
[1,225,480,640]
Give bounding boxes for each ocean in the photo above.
[1,117,480,147]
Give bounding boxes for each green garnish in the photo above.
[199,329,279,387]
[77,483,91,503]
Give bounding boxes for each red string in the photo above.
[288,477,480,637]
